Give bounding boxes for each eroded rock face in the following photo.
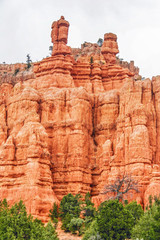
[0,16,160,221]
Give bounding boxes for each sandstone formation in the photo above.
[0,63,35,85]
[0,16,160,221]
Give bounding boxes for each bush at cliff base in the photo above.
[0,199,59,240]
[124,200,143,225]
[131,198,160,240]
[59,193,82,232]
[82,220,101,240]
[68,217,84,235]
[49,202,59,228]
[83,199,135,240]
[97,200,135,240]
[59,192,96,235]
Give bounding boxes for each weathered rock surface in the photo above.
[0,16,160,221]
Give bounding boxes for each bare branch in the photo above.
[102,174,139,201]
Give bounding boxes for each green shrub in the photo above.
[59,192,97,235]
[0,199,59,240]
[82,192,96,230]
[90,56,94,64]
[82,220,101,240]
[84,192,94,207]
[60,193,82,232]
[131,210,156,240]
[68,217,84,235]
[97,38,103,47]
[61,212,74,232]
[42,221,59,240]
[83,204,95,218]
[49,203,59,228]
[97,199,134,240]
[49,203,59,219]
[59,193,82,219]
[13,68,20,76]
[84,216,94,230]
[131,199,160,240]
[125,201,144,225]
[26,54,32,69]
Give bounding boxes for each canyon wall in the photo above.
[0,16,160,221]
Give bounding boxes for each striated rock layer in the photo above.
[0,16,160,221]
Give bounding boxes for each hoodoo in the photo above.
[0,16,160,221]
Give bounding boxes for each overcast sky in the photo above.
[1,0,160,78]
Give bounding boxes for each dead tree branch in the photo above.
[103,174,139,201]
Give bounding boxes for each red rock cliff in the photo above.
[0,16,159,221]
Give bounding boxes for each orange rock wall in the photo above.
[0,17,160,221]
[0,63,35,85]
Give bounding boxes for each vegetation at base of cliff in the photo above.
[82,195,160,240]
[49,192,144,239]
[131,196,160,240]
[59,193,85,235]
[2,194,160,239]
[0,199,58,240]
[49,202,59,228]
[55,192,96,235]
[96,200,135,240]
[49,192,160,240]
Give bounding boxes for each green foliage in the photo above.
[26,54,32,69]
[0,199,58,240]
[83,204,95,218]
[82,192,96,230]
[60,193,82,219]
[49,203,59,228]
[68,217,84,235]
[49,45,53,56]
[152,201,160,239]
[49,203,59,220]
[59,193,83,232]
[61,212,74,232]
[84,192,94,207]
[42,221,59,240]
[97,199,134,240]
[52,217,58,229]
[131,209,156,240]
[90,56,94,64]
[83,192,95,219]
[83,42,87,48]
[82,220,102,240]
[149,194,153,209]
[83,205,96,230]
[124,201,144,225]
[13,68,20,76]
[131,198,160,240]
[60,192,96,235]
[84,216,94,230]
[97,38,103,47]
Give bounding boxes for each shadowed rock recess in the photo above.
[0,16,159,222]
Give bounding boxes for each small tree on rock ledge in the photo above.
[26,54,32,69]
